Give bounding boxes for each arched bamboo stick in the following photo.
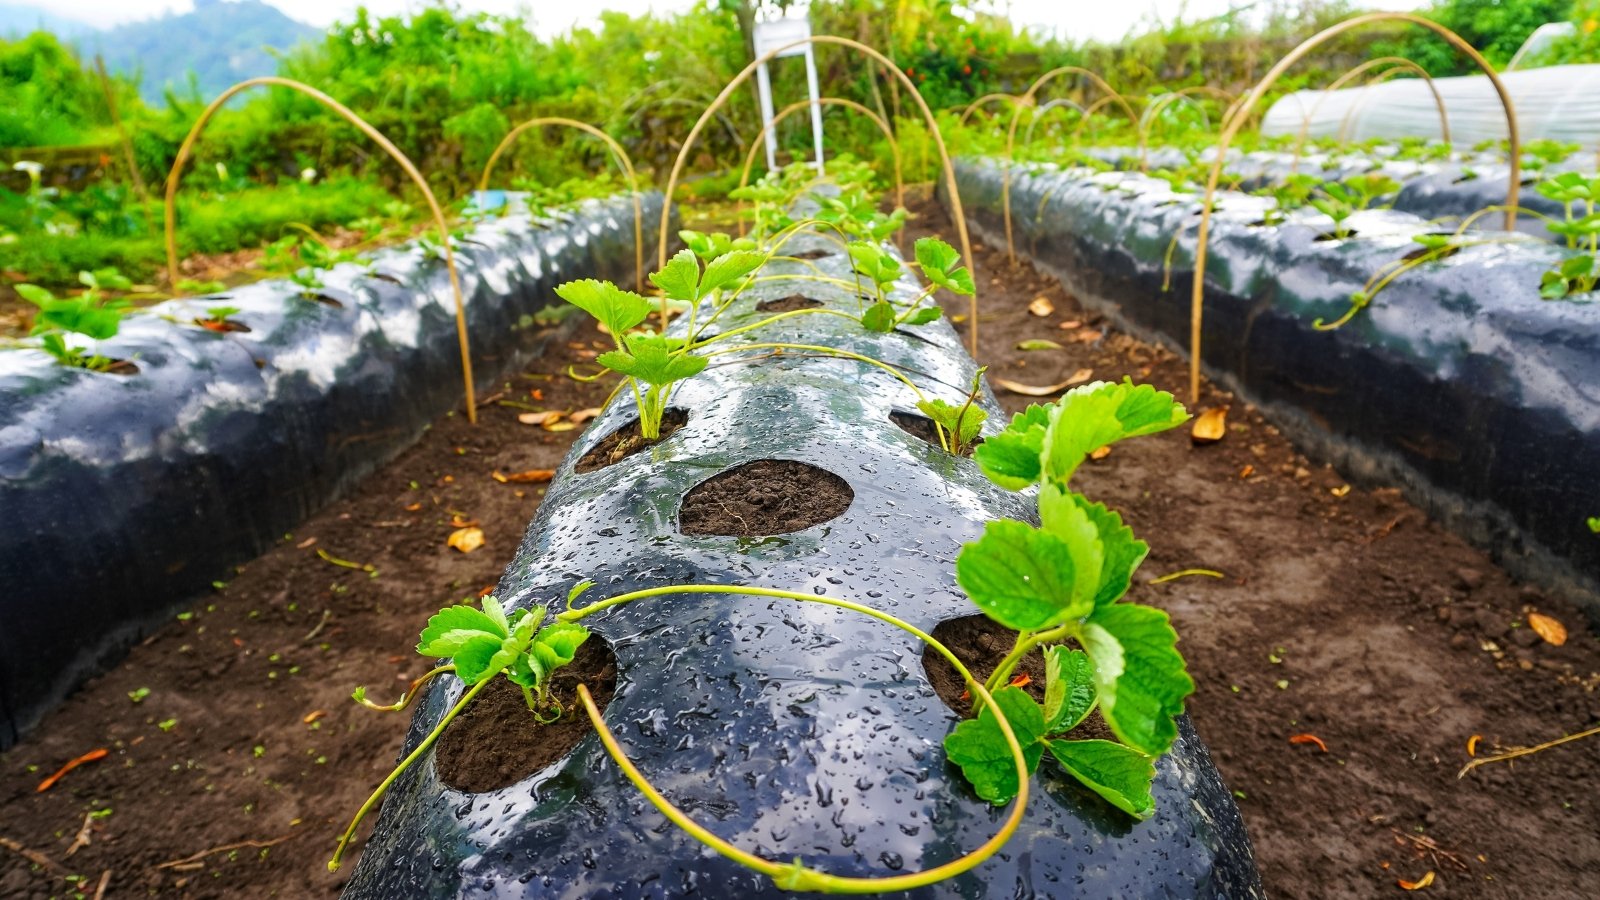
[658,36,979,356]
[1288,56,1449,171]
[1141,86,1236,138]
[1002,67,1141,265]
[480,117,646,293]
[736,97,904,247]
[1021,97,1088,146]
[958,92,1022,128]
[163,76,477,422]
[1186,13,1521,405]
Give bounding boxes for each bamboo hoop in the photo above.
[736,97,904,248]
[1021,97,1088,146]
[480,117,646,292]
[1288,57,1449,171]
[958,92,1023,128]
[1186,13,1522,405]
[1002,67,1141,265]
[1141,86,1236,139]
[163,76,477,422]
[658,36,978,356]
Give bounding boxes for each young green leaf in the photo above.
[699,250,765,296]
[1070,496,1149,607]
[847,241,902,287]
[1046,738,1156,819]
[957,518,1100,631]
[943,686,1044,804]
[650,249,701,303]
[973,404,1051,489]
[1043,647,1097,733]
[861,301,896,333]
[15,284,55,306]
[1077,602,1194,756]
[1042,380,1188,487]
[416,604,506,657]
[916,398,987,449]
[530,622,589,680]
[905,306,943,325]
[556,279,652,337]
[596,333,707,387]
[914,237,975,296]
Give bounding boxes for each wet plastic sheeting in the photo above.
[0,192,669,748]
[948,157,1600,614]
[344,221,1262,898]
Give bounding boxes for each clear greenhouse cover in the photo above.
[1260,63,1600,145]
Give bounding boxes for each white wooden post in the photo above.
[752,12,825,175]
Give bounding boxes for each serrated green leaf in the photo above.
[1046,738,1156,819]
[417,604,506,656]
[861,301,895,332]
[1078,603,1194,756]
[481,596,510,633]
[597,333,707,387]
[530,622,589,681]
[943,686,1044,804]
[15,284,55,305]
[1043,380,1188,487]
[973,404,1051,490]
[649,249,701,302]
[1072,497,1148,607]
[915,398,987,447]
[556,279,652,337]
[905,306,942,325]
[700,250,765,296]
[957,518,1100,631]
[447,634,513,684]
[1044,647,1097,733]
[914,236,975,296]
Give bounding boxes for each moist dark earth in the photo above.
[0,189,1597,898]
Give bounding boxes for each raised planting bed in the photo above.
[0,191,671,748]
[338,177,1262,897]
[948,157,1600,621]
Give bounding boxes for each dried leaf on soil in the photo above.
[1397,871,1435,890]
[994,369,1093,396]
[1526,612,1567,646]
[36,748,109,793]
[1089,446,1112,460]
[1057,319,1082,329]
[570,407,603,424]
[492,469,555,484]
[517,410,562,426]
[1466,734,1480,757]
[545,421,578,432]
[447,527,485,554]
[1191,407,1228,443]
[1016,339,1063,351]
[1027,296,1054,316]
[1288,733,1328,752]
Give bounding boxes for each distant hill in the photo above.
[87,0,319,104]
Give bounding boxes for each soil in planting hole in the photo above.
[790,248,833,260]
[679,459,852,536]
[574,408,688,473]
[923,614,1113,741]
[196,317,252,333]
[890,410,981,457]
[433,636,618,793]
[756,294,823,313]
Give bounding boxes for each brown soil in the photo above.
[679,459,853,537]
[755,294,823,313]
[0,322,623,899]
[433,638,618,794]
[923,614,1115,743]
[573,408,688,473]
[902,187,1600,898]
[889,410,981,457]
[789,249,832,260]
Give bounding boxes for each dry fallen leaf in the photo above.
[1071,328,1102,343]
[994,369,1094,396]
[1056,319,1082,330]
[493,469,555,484]
[295,536,317,550]
[570,407,603,424]
[545,421,578,432]
[1191,407,1228,443]
[1397,871,1435,891]
[1289,733,1328,753]
[1466,734,1480,757]
[403,502,422,512]
[1239,464,1255,478]
[518,410,561,426]
[1016,338,1063,351]
[1331,484,1352,498]
[1526,612,1568,646]
[303,710,326,724]
[1089,446,1112,460]
[447,527,484,554]
[1028,296,1054,317]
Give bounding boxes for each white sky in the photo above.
[10,0,1427,43]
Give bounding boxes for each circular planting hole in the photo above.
[756,294,823,313]
[790,248,833,260]
[434,634,618,793]
[890,410,982,457]
[195,317,252,333]
[574,408,688,473]
[923,614,1113,740]
[1313,230,1359,242]
[307,293,344,308]
[100,359,140,376]
[679,459,852,537]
